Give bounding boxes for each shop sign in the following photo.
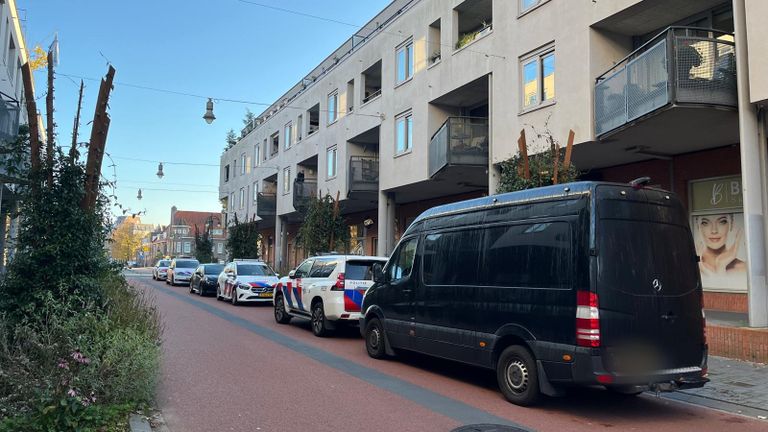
[690,176,742,212]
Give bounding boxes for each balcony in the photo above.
[292,178,317,211]
[256,193,276,219]
[348,156,378,194]
[429,117,488,178]
[595,27,737,138]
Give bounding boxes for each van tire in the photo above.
[497,345,541,406]
[311,302,330,337]
[364,318,387,359]
[274,294,291,324]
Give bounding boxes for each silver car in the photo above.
[152,259,171,281]
[167,258,200,286]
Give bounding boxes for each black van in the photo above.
[360,181,708,406]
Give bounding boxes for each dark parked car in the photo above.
[361,181,708,406]
[190,263,225,296]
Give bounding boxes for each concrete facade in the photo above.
[219,0,768,328]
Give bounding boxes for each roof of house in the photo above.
[172,211,222,231]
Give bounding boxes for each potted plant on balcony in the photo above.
[429,50,442,64]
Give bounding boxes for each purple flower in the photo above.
[67,389,77,398]
[57,359,69,370]
[71,350,90,365]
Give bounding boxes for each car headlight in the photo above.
[237,283,251,291]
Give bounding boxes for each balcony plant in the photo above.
[456,21,492,50]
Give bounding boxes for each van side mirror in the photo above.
[372,263,384,283]
[288,270,296,279]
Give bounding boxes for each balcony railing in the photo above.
[429,117,489,178]
[595,27,736,137]
[362,89,382,104]
[293,178,317,210]
[256,193,276,219]
[349,156,379,193]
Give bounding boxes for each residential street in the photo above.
[126,270,768,432]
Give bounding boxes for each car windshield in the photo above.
[204,264,224,275]
[157,260,170,267]
[237,264,275,276]
[175,260,199,268]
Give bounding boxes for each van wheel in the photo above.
[274,294,291,324]
[364,318,387,359]
[311,302,330,337]
[497,345,541,406]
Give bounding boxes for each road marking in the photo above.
[140,279,534,431]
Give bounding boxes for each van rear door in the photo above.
[594,185,705,373]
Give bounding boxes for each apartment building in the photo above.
[0,0,33,270]
[220,0,768,332]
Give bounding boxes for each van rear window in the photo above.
[422,222,572,288]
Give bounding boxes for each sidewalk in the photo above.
[664,355,768,420]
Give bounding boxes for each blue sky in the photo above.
[20,0,390,226]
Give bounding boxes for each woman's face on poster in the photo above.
[698,215,731,250]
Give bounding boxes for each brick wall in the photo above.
[704,292,748,313]
[708,324,768,363]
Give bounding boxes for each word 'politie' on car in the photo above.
[273,255,388,337]
[361,180,709,407]
[166,257,200,286]
[217,259,279,305]
[189,263,225,296]
[152,259,171,281]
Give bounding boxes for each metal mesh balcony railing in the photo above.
[256,193,276,218]
[595,27,736,137]
[349,156,379,193]
[429,117,489,178]
[293,179,317,210]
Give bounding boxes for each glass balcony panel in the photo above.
[349,156,379,193]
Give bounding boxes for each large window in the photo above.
[239,188,245,209]
[253,181,259,201]
[326,146,337,179]
[297,114,303,141]
[327,91,338,125]
[396,39,414,84]
[283,167,291,194]
[254,144,260,167]
[422,222,571,288]
[521,48,555,110]
[240,154,247,175]
[395,110,413,154]
[389,237,418,281]
[284,122,293,149]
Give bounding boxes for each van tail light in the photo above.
[331,273,345,291]
[702,309,707,345]
[576,291,601,348]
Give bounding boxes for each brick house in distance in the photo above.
[167,207,227,263]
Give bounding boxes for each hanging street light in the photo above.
[137,189,143,200]
[203,98,216,124]
[156,162,164,179]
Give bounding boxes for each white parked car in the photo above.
[273,255,387,337]
[217,259,280,305]
[166,258,200,286]
[152,259,171,281]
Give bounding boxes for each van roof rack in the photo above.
[233,258,264,262]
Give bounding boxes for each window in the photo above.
[389,237,418,281]
[395,111,413,154]
[283,167,291,194]
[326,146,337,179]
[428,19,442,65]
[295,259,314,278]
[308,104,320,135]
[396,39,414,84]
[309,258,338,278]
[183,242,191,254]
[175,242,182,253]
[284,122,293,149]
[362,60,383,104]
[270,132,279,156]
[224,164,230,182]
[239,188,245,209]
[253,182,259,201]
[254,144,260,167]
[327,91,338,125]
[297,115,303,141]
[422,229,483,286]
[240,154,246,175]
[217,242,224,254]
[521,48,555,110]
[520,0,543,14]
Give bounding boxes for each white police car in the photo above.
[217,259,279,306]
[273,255,387,336]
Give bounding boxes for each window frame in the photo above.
[519,0,549,16]
[239,188,245,209]
[396,38,415,85]
[296,114,303,141]
[284,122,293,150]
[283,167,292,195]
[254,144,260,167]
[327,90,339,125]
[395,110,414,155]
[326,146,338,180]
[520,46,556,112]
[387,236,418,283]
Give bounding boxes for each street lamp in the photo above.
[203,98,216,124]
[137,189,143,200]
[156,162,164,179]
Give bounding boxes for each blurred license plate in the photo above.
[259,292,273,298]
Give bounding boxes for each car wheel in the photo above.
[231,289,239,306]
[311,301,331,337]
[497,345,541,406]
[216,286,222,301]
[364,318,387,359]
[274,294,291,324]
